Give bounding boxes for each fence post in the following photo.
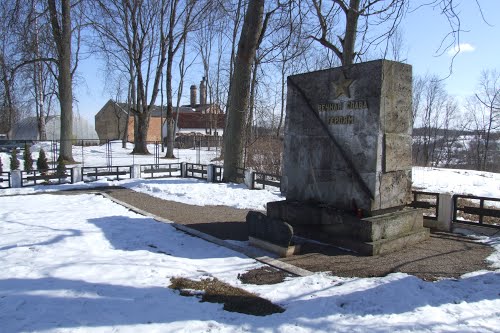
[71,166,82,184]
[436,193,453,232]
[11,170,22,188]
[180,162,186,178]
[131,165,141,179]
[244,168,253,189]
[207,164,214,183]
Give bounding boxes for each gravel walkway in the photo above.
[64,187,495,281]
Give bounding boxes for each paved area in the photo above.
[65,187,495,281]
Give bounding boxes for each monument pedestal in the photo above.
[267,200,429,256]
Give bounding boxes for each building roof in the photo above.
[176,112,225,129]
[112,100,218,117]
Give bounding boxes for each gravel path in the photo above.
[63,187,495,281]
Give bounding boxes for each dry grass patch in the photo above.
[169,277,285,316]
[238,266,290,285]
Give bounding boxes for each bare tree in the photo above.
[475,69,499,170]
[23,2,59,141]
[412,74,450,166]
[273,4,310,136]
[223,0,265,182]
[0,1,28,138]
[164,0,209,158]
[303,0,487,69]
[91,0,168,154]
[47,0,82,162]
[384,27,407,62]
[304,0,408,66]
[465,69,500,171]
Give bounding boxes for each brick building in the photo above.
[95,78,224,143]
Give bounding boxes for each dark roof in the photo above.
[115,102,194,117]
[177,112,225,129]
[114,101,222,117]
[108,99,224,129]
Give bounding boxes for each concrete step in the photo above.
[361,208,424,242]
[323,228,430,256]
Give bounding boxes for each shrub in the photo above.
[37,148,49,173]
[56,155,66,176]
[10,148,20,170]
[23,143,33,172]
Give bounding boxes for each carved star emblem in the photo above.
[331,72,354,99]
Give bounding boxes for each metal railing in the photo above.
[453,194,500,229]
[409,191,439,220]
[82,166,132,182]
[21,168,73,187]
[140,163,182,179]
[185,163,208,180]
[0,171,11,189]
[252,172,281,190]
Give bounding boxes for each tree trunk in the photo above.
[48,0,74,162]
[0,54,15,138]
[165,52,175,158]
[166,118,175,158]
[246,59,259,143]
[342,0,360,66]
[276,61,286,137]
[134,112,150,154]
[165,43,175,158]
[223,0,265,182]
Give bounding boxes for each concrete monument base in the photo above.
[267,200,429,256]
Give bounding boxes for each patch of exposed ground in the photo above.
[169,277,285,316]
[238,266,291,285]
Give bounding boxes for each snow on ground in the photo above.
[1,143,500,332]
[413,166,500,199]
[2,141,500,202]
[1,193,499,333]
[124,178,282,211]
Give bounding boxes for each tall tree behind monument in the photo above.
[223,0,264,182]
[47,0,75,162]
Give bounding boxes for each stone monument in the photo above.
[265,60,429,255]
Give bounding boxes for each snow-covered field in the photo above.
[1,141,499,200]
[1,143,500,332]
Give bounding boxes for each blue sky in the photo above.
[75,0,500,122]
[403,0,499,96]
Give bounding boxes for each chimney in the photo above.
[190,84,197,107]
[200,77,207,105]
